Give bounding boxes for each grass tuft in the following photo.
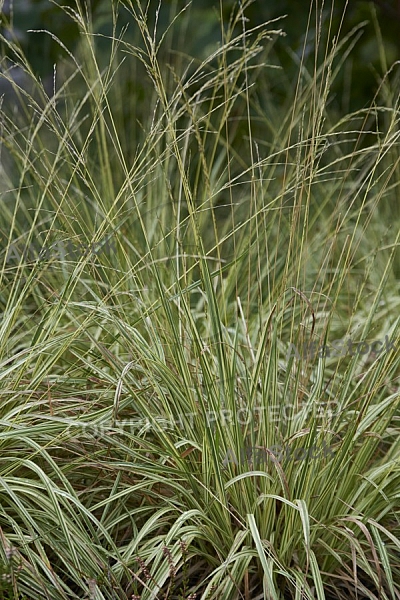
[0,1,399,599]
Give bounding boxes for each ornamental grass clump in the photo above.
[0,1,399,599]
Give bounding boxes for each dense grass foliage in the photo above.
[0,1,399,599]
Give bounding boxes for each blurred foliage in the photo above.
[1,0,400,112]
[0,0,95,74]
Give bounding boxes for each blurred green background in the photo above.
[1,0,400,113]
